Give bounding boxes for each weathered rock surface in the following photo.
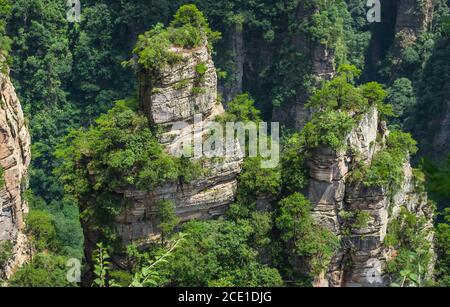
[306,107,433,287]
[387,0,434,78]
[116,41,243,244]
[0,69,31,278]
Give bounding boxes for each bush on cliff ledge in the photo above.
[131,4,221,72]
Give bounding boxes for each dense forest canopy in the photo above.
[0,0,449,288]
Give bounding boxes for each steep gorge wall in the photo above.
[0,69,31,279]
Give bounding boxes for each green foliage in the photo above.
[9,253,76,287]
[159,219,283,287]
[302,65,390,151]
[92,242,118,287]
[0,240,13,269]
[306,64,366,112]
[435,208,450,286]
[384,207,433,286]
[218,93,261,123]
[55,99,200,247]
[0,0,11,71]
[156,200,179,246]
[353,131,418,189]
[280,133,308,193]
[386,78,416,127]
[422,155,450,199]
[301,110,355,151]
[129,235,184,287]
[132,4,220,72]
[339,209,371,233]
[195,62,208,75]
[25,210,59,253]
[27,193,84,259]
[0,165,4,187]
[275,193,340,278]
[236,157,281,202]
[133,23,184,72]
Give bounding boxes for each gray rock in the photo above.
[0,69,31,279]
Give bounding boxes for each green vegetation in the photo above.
[156,200,179,246]
[217,93,261,123]
[158,219,283,287]
[0,165,4,187]
[0,241,13,270]
[352,131,418,189]
[0,0,11,71]
[275,193,340,280]
[55,99,199,247]
[301,111,355,151]
[9,253,76,287]
[25,210,59,253]
[302,64,390,151]
[386,78,416,128]
[435,208,450,286]
[339,209,371,234]
[422,156,450,286]
[384,207,433,287]
[132,4,220,72]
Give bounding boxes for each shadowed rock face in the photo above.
[307,108,433,287]
[114,41,243,245]
[0,69,31,279]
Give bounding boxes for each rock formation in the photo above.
[306,107,434,287]
[115,41,243,244]
[0,68,31,279]
[272,3,335,130]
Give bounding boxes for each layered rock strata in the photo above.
[115,42,243,244]
[0,69,31,279]
[307,108,433,287]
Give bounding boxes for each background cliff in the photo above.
[0,67,31,279]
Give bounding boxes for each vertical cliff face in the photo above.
[115,41,243,244]
[272,3,335,130]
[0,69,31,279]
[307,108,433,287]
[393,0,433,46]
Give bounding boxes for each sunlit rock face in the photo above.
[0,69,31,279]
[115,41,243,244]
[306,108,433,287]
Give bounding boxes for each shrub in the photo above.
[0,241,13,269]
[159,219,283,287]
[359,131,417,189]
[25,210,59,253]
[276,193,340,277]
[301,110,355,151]
[195,62,208,76]
[9,253,76,287]
[132,5,220,72]
[156,200,179,246]
[384,207,433,286]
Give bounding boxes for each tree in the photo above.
[386,78,416,127]
[275,193,339,279]
[25,210,59,253]
[9,253,76,287]
[0,0,11,71]
[160,219,283,287]
[156,200,179,246]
